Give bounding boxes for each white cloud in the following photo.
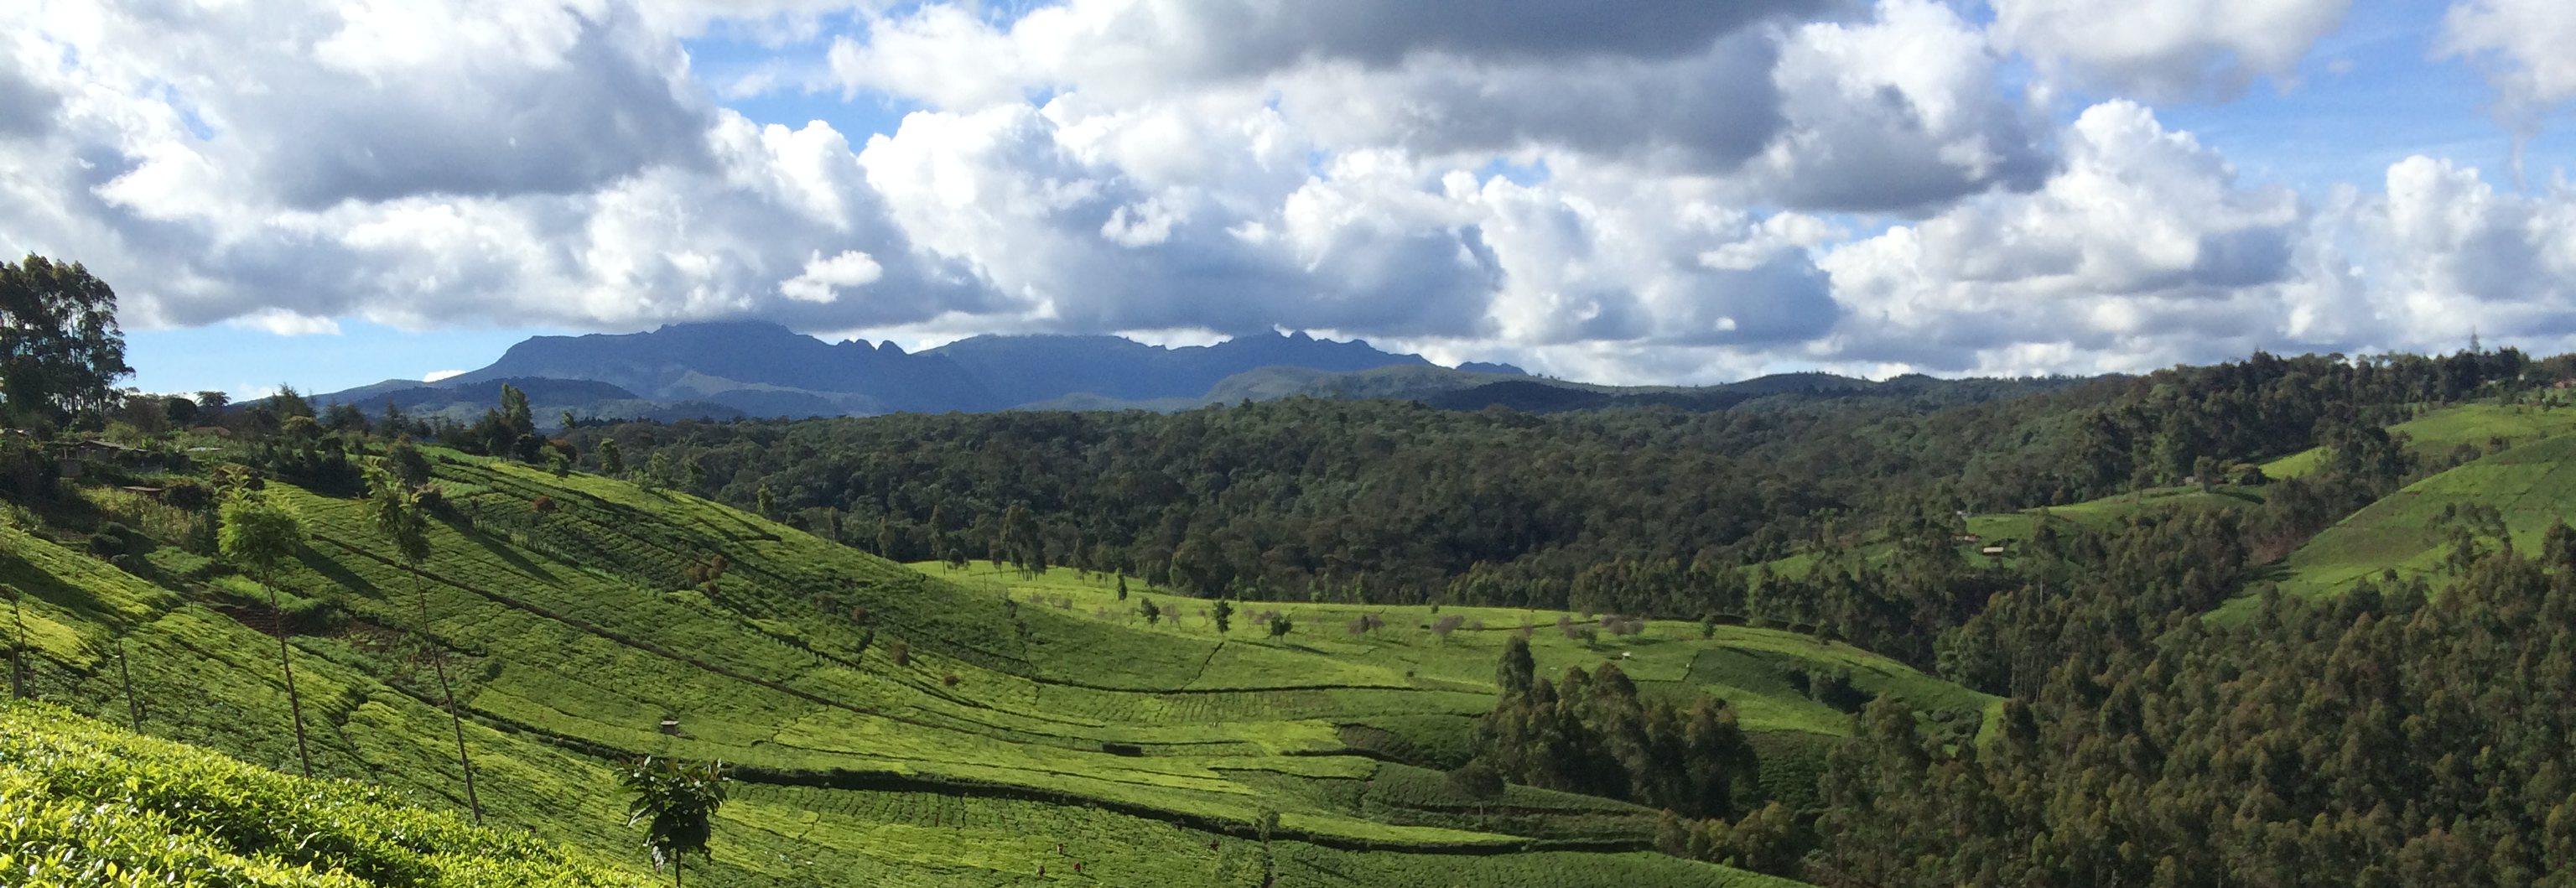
[8,0,2575,389]
[1990,0,2352,102]
[1820,101,2311,373]
[780,249,885,302]
[2439,0,2576,157]
[230,309,345,337]
[1749,0,2051,210]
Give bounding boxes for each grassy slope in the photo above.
[2260,402,2576,480]
[0,701,641,886]
[2213,431,2576,621]
[7,448,1829,887]
[915,560,1992,813]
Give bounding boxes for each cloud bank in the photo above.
[1,0,2570,385]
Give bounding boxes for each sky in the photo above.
[11,1,2576,396]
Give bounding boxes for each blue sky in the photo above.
[16,0,2576,394]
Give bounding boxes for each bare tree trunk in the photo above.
[267,575,314,778]
[416,566,481,823]
[115,636,141,731]
[9,586,26,700]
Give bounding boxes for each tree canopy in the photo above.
[0,255,129,426]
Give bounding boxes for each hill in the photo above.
[3,441,1945,885]
[0,700,641,886]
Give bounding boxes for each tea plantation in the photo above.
[0,445,1966,885]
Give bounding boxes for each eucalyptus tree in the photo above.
[368,465,480,822]
[217,491,312,777]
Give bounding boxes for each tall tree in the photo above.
[217,491,314,777]
[622,756,728,887]
[367,466,480,823]
[0,255,129,425]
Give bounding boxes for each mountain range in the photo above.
[309,320,1528,421]
[306,320,2087,423]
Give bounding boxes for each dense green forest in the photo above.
[19,252,2576,885]
[551,349,2527,662]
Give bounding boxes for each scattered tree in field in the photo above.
[1138,597,1161,626]
[1430,614,1466,641]
[889,640,910,667]
[0,255,130,426]
[598,438,626,476]
[756,484,774,517]
[1267,613,1293,639]
[387,439,434,486]
[1212,599,1233,634]
[621,756,728,887]
[1115,574,1129,600]
[218,491,314,777]
[999,503,1044,575]
[1344,612,1385,636]
[367,465,480,823]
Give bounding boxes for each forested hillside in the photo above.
[562,350,2526,659]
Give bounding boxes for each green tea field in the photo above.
[3,445,1948,885]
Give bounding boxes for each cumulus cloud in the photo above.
[2439,0,2576,159]
[0,0,990,336]
[1749,0,2052,211]
[1991,0,2352,102]
[7,0,2574,388]
[1808,100,2576,376]
[780,250,885,302]
[1820,101,2312,373]
[831,0,1842,107]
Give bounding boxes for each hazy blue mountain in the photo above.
[446,320,995,413]
[312,321,1524,418]
[310,376,745,425]
[922,330,1524,407]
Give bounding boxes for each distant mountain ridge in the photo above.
[313,320,1527,420]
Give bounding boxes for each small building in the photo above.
[658,718,683,736]
[1980,545,2008,558]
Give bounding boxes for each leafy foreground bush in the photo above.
[0,701,641,887]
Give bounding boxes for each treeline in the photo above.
[558,350,2527,621]
[1800,529,2576,888]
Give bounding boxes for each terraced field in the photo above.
[3,446,1943,885]
[2215,431,2576,620]
[0,701,642,886]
